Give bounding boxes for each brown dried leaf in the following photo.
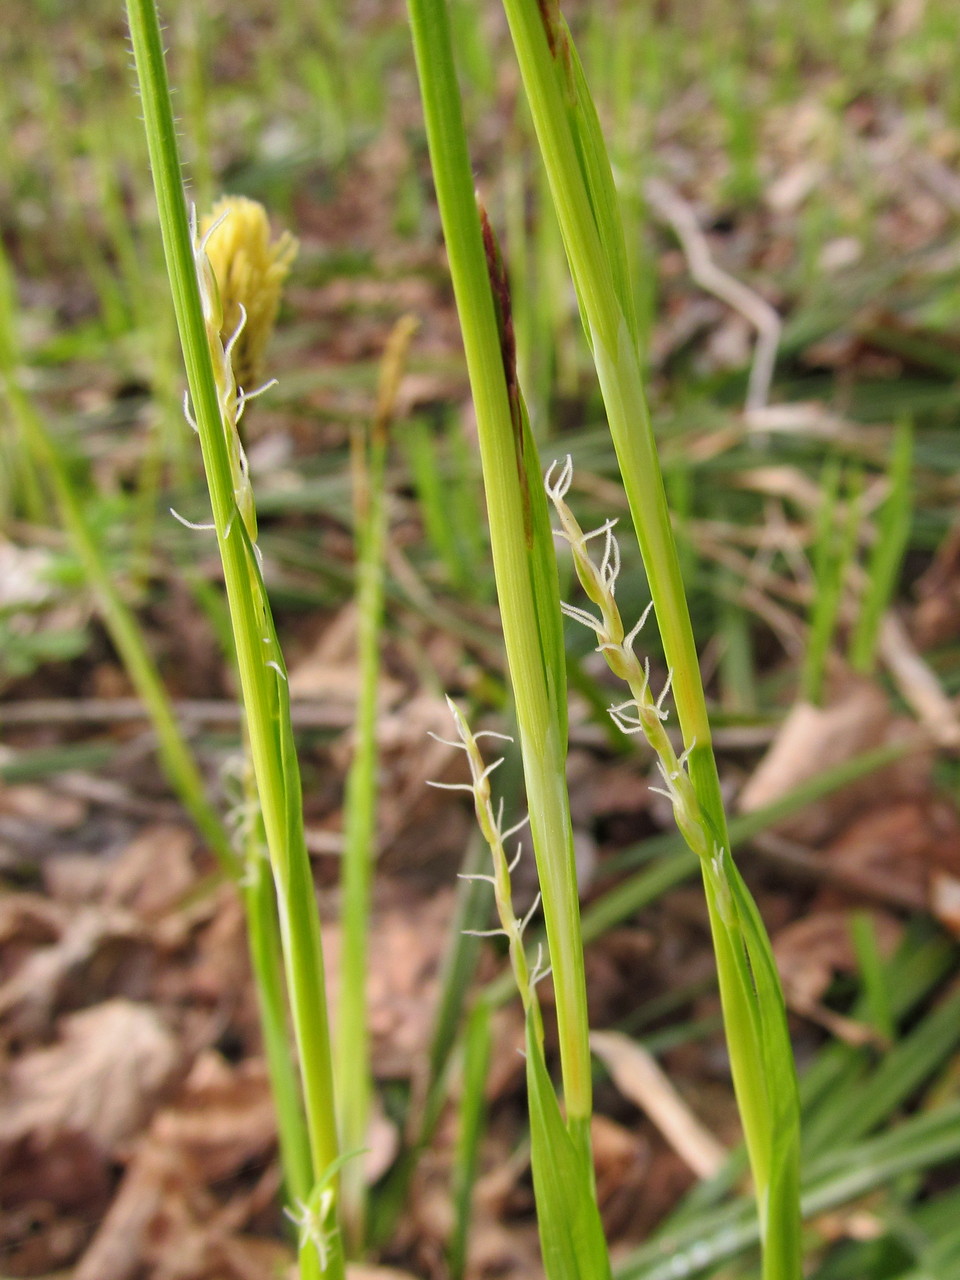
[827,798,960,897]
[774,910,900,1005]
[914,524,960,649]
[0,998,180,1154]
[591,1112,651,1237]
[590,1030,726,1179]
[76,1137,287,1280]
[325,886,455,1080]
[738,684,927,842]
[0,1178,105,1274]
[0,781,87,830]
[568,756,651,826]
[150,1052,277,1184]
[368,692,471,867]
[365,1095,400,1184]
[0,892,63,983]
[75,1054,282,1280]
[0,905,155,1040]
[103,822,197,918]
[0,1129,111,1275]
[288,603,404,706]
[43,851,113,902]
[0,998,179,1275]
[931,873,960,938]
[774,910,901,1043]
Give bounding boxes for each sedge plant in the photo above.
[0,131,323,1235]
[402,0,804,1272]
[495,1,802,1274]
[407,0,612,1271]
[127,3,346,1275]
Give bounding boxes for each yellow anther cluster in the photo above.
[200,196,297,389]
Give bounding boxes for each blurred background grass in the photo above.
[5,0,960,701]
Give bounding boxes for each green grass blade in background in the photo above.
[850,418,914,674]
[615,1098,960,1280]
[0,241,238,878]
[336,314,417,1251]
[850,911,896,1043]
[802,461,860,705]
[449,999,492,1278]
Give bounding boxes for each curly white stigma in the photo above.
[285,1187,339,1270]
[428,698,547,1015]
[546,459,712,867]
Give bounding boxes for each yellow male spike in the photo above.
[200,196,297,389]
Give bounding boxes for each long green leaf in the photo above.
[405,0,593,1133]
[498,4,802,1273]
[526,1006,612,1280]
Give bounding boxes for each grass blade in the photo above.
[336,314,417,1251]
[498,2,802,1272]
[126,3,344,1272]
[405,0,593,1139]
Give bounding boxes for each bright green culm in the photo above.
[127,2,344,1277]
[407,0,803,1278]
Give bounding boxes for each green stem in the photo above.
[335,325,408,1251]
[126,3,343,1274]
[406,0,592,1130]
[498,2,801,1273]
[245,850,314,1206]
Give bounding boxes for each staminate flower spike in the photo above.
[200,196,298,389]
[191,197,297,543]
